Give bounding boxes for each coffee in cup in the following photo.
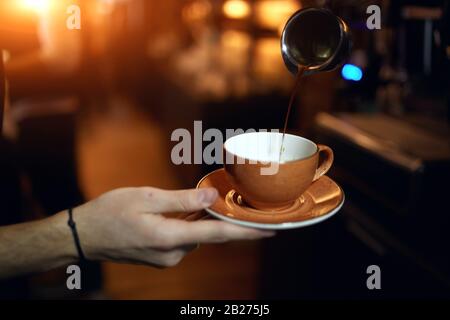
[223,132,333,210]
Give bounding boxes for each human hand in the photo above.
[73,187,274,268]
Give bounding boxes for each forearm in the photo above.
[0,211,78,279]
[0,186,272,279]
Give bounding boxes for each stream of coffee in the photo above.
[279,66,306,161]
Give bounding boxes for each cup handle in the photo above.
[313,144,334,182]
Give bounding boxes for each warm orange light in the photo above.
[254,38,283,78]
[96,0,115,15]
[21,0,51,13]
[182,0,212,22]
[223,0,251,19]
[221,30,251,50]
[256,0,300,30]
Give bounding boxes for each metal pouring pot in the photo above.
[281,8,352,76]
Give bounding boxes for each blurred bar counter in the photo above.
[260,112,450,299]
[314,112,450,296]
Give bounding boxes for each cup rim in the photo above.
[223,132,319,164]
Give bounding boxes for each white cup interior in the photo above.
[224,132,317,163]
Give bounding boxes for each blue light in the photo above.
[342,64,363,81]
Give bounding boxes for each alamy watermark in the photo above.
[65,263,384,291]
[366,5,382,30]
[63,4,381,31]
[66,5,81,30]
[66,264,81,290]
[366,265,381,290]
[40,3,381,32]
[171,121,281,175]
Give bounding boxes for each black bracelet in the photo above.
[67,207,87,262]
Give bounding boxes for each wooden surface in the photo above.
[339,113,450,161]
[316,112,450,175]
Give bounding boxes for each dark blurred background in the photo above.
[0,0,449,299]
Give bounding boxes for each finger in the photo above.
[148,188,218,214]
[155,249,187,268]
[163,219,275,247]
[179,243,198,252]
[153,245,198,268]
[184,211,209,222]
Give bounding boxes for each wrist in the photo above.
[51,204,96,263]
[68,207,88,262]
[68,202,98,261]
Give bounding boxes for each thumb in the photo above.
[149,188,218,214]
